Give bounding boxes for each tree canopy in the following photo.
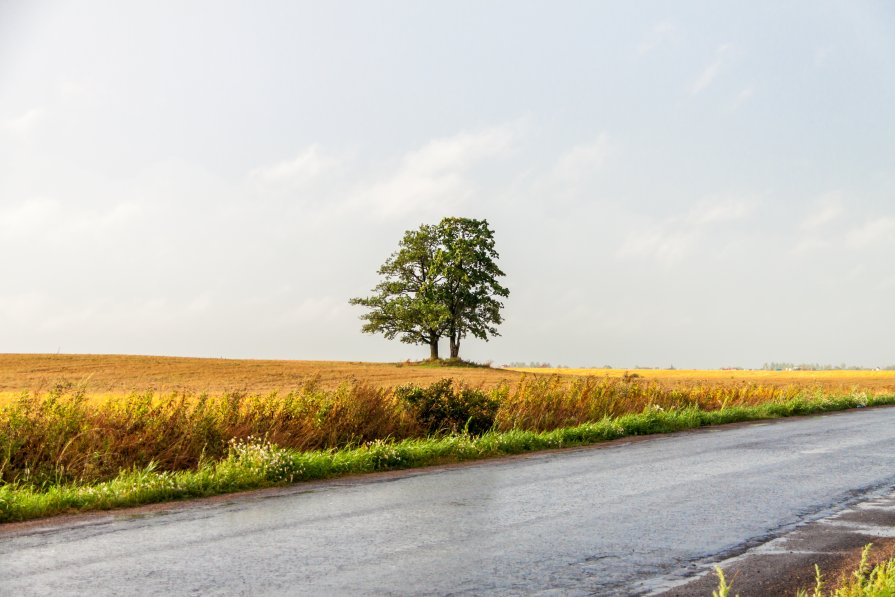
[349,217,509,360]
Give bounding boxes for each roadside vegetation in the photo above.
[796,545,895,597]
[713,545,895,597]
[2,374,894,523]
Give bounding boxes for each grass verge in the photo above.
[713,544,895,597]
[2,392,894,524]
[794,545,895,597]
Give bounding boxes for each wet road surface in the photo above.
[3,407,895,596]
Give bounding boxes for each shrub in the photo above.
[395,379,498,436]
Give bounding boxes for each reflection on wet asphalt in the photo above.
[3,408,895,596]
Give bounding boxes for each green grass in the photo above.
[2,392,894,523]
[713,566,739,597]
[796,545,895,597]
[711,542,895,597]
[405,358,493,368]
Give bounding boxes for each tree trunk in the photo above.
[429,337,440,360]
[449,335,460,359]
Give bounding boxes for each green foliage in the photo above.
[434,217,509,358]
[796,545,895,597]
[349,217,508,359]
[713,566,739,597]
[396,379,499,436]
[407,358,492,369]
[349,222,448,353]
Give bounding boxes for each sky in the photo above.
[1,1,894,368]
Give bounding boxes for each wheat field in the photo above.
[0,354,522,396]
[1,355,893,398]
[507,367,895,391]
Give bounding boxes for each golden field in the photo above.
[507,367,895,391]
[0,353,523,396]
[0,355,893,399]
[2,353,894,490]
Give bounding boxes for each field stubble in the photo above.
[3,355,894,395]
[510,367,895,392]
[0,354,519,395]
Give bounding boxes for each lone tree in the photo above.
[350,217,509,360]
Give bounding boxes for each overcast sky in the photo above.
[2,1,893,368]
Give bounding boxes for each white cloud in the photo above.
[800,196,843,231]
[0,291,220,337]
[792,238,831,255]
[508,133,613,211]
[187,294,212,313]
[552,134,611,185]
[0,292,50,327]
[0,198,60,238]
[350,123,520,218]
[0,198,143,242]
[814,46,832,69]
[618,227,698,265]
[243,124,522,221]
[789,193,845,256]
[846,217,895,249]
[279,296,350,325]
[1,108,43,136]
[692,201,750,225]
[58,79,95,103]
[0,292,101,335]
[249,145,341,188]
[357,170,469,218]
[617,199,752,265]
[637,21,678,56]
[402,126,517,175]
[729,86,754,111]
[690,45,731,95]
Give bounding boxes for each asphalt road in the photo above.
[3,408,895,596]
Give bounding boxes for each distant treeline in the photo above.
[761,362,895,371]
[507,361,895,371]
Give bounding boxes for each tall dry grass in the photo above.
[0,375,860,488]
[493,375,800,431]
[0,380,419,487]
